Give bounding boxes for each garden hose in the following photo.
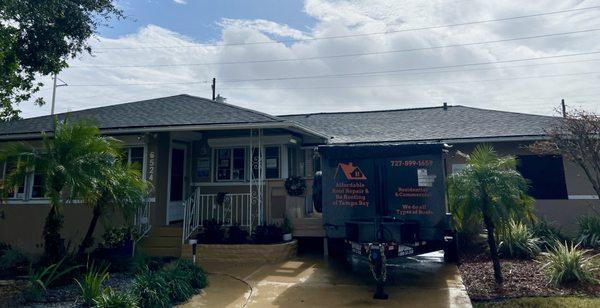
[207,271,254,308]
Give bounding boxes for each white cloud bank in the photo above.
[22,0,600,118]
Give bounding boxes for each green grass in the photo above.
[474,297,600,308]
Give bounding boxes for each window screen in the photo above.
[265,147,280,179]
[517,155,568,200]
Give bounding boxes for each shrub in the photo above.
[532,218,567,249]
[0,248,29,274]
[102,227,131,248]
[74,262,110,305]
[24,257,80,301]
[252,224,283,244]
[169,259,208,289]
[197,219,225,243]
[227,224,249,244]
[541,241,598,285]
[163,262,195,303]
[577,215,600,248]
[498,219,541,259]
[94,288,139,308]
[132,268,170,308]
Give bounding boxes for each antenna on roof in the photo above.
[561,99,567,118]
[211,78,216,100]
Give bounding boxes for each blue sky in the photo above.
[22,0,600,118]
[103,0,316,42]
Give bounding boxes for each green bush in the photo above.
[168,259,208,289]
[132,268,170,308]
[531,218,567,249]
[541,241,598,285]
[74,262,110,305]
[94,288,139,308]
[24,257,80,301]
[498,219,541,259]
[0,248,28,274]
[577,215,600,248]
[163,262,195,303]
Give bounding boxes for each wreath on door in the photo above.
[284,176,307,196]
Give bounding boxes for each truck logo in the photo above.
[335,162,367,180]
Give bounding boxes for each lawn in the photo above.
[473,296,600,308]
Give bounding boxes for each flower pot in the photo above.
[283,233,292,242]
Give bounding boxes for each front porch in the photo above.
[140,127,325,256]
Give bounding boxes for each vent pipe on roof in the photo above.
[215,94,226,104]
[443,102,448,110]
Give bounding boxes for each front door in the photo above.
[168,145,186,223]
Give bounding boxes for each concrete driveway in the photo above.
[180,251,471,308]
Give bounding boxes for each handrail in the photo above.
[182,187,201,243]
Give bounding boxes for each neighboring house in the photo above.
[0,95,597,255]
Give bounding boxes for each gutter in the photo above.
[306,135,550,147]
[0,121,330,142]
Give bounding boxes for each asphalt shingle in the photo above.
[0,94,282,137]
[280,106,561,144]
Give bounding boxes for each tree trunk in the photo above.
[42,205,65,264]
[77,204,102,259]
[483,214,503,284]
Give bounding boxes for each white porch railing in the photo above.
[182,187,254,242]
[133,198,152,255]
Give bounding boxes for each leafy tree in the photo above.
[77,161,149,258]
[447,145,535,283]
[0,119,120,262]
[0,0,122,121]
[530,109,600,198]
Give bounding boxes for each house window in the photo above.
[1,158,43,200]
[122,146,145,177]
[517,155,568,200]
[215,148,246,181]
[30,170,46,199]
[265,146,280,179]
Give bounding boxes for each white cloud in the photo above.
[20,0,600,118]
[173,0,187,4]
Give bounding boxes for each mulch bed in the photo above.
[458,245,600,301]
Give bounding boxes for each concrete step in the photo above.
[148,226,183,237]
[139,226,183,257]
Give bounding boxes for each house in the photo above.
[335,162,367,181]
[0,94,597,256]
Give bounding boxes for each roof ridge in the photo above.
[180,94,284,122]
[278,105,457,117]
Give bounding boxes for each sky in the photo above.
[20,0,600,118]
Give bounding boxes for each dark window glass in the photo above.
[31,172,45,198]
[130,147,144,175]
[265,147,280,179]
[216,149,232,181]
[517,155,568,200]
[232,148,245,181]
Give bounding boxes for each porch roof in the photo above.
[0,94,327,140]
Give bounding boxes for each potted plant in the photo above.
[282,218,293,242]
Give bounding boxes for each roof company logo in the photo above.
[335,162,367,180]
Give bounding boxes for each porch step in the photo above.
[292,217,325,237]
[139,226,183,257]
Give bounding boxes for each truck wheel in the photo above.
[443,236,459,264]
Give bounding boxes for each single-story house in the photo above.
[0,94,597,256]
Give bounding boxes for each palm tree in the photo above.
[0,119,120,262]
[447,145,535,283]
[76,161,149,258]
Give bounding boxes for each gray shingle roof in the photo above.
[0,94,282,137]
[280,106,561,144]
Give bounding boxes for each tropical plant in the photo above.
[577,215,600,249]
[531,218,567,249]
[447,145,535,283]
[74,262,110,305]
[162,262,195,303]
[0,120,121,263]
[197,219,225,243]
[24,257,80,301]
[94,288,139,308]
[498,219,541,259]
[132,268,170,308]
[77,161,148,258]
[226,224,249,244]
[252,224,284,244]
[0,247,28,274]
[541,241,598,285]
[168,259,208,290]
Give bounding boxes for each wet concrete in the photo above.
[180,251,472,308]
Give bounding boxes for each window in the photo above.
[287,147,305,177]
[1,158,42,200]
[30,171,45,198]
[517,155,568,200]
[122,147,145,177]
[265,146,280,179]
[215,148,246,181]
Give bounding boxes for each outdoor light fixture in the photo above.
[188,239,198,263]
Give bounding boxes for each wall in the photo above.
[445,141,599,234]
